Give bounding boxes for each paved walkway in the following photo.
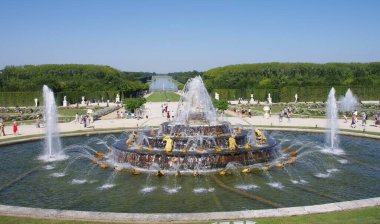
[1,102,379,140]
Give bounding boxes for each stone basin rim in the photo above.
[0,197,379,223]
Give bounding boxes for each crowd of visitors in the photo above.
[75,113,93,128]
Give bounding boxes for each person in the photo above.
[116,110,120,119]
[36,115,40,128]
[75,113,79,124]
[86,114,90,127]
[0,117,5,136]
[351,114,356,128]
[279,110,284,123]
[269,106,272,118]
[12,121,18,135]
[248,108,252,118]
[361,112,367,126]
[82,115,87,128]
[343,112,348,123]
[167,110,171,121]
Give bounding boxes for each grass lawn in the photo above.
[58,108,88,117]
[0,206,379,223]
[146,92,180,102]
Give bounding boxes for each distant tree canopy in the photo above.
[203,62,380,89]
[168,71,203,84]
[0,64,148,94]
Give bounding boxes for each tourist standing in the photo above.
[248,108,252,118]
[279,110,284,123]
[351,114,356,128]
[167,111,171,121]
[86,114,90,127]
[343,112,348,123]
[12,121,18,135]
[361,112,367,126]
[0,117,5,136]
[83,115,87,128]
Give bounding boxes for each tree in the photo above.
[124,98,147,112]
[214,100,229,111]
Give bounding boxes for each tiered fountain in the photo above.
[111,77,277,174]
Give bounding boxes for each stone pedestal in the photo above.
[250,94,254,105]
[263,105,270,119]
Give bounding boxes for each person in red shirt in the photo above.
[13,121,18,135]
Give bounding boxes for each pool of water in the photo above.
[0,131,379,213]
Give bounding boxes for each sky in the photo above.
[0,0,379,73]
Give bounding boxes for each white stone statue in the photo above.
[295,93,298,103]
[267,93,272,104]
[215,92,220,101]
[34,98,38,107]
[249,94,255,105]
[63,96,68,107]
[116,93,120,103]
[81,96,85,105]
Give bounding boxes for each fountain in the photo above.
[39,85,66,161]
[111,76,277,174]
[339,88,358,112]
[1,82,380,213]
[325,87,341,153]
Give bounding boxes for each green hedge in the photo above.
[212,86,380,102]
[0,91,129,107]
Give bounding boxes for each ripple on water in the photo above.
[234,184,259,190]
[71,179,87,184]
[337,159,348,164]
[290,179,308,184]
[44,165,54,170]
[140,186,157,194]
[315,168,339,178]
[162,186,181,194]
[267,182,284,189]
[50,172,65,177]
[320,147,345,155]
[98,184,115,190]
[193,187,215,194]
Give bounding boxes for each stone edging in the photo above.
[0,197,379,223]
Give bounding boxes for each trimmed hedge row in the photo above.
[212,86,380,102]
[0,91,135,107]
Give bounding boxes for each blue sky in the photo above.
[0,0,379,73]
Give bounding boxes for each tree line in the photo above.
[0,64,148,94]
[203,62,380,89]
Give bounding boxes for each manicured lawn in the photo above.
[0,206,379,223]
[58,108,87,117]
[146,92,180,102]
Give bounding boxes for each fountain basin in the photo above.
[0,131,379,213]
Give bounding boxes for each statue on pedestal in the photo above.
[63,96,68,107]
[267,93,272,104]
[34,98,38,107]
[116,94,120,103]
[249,94,254,105]
[295,93,298,103]
[81,96,85,105]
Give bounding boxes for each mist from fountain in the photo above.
[174,76,218,125]
[324,88,343,154]
[39,85,66,161]
[339,88,358,112]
